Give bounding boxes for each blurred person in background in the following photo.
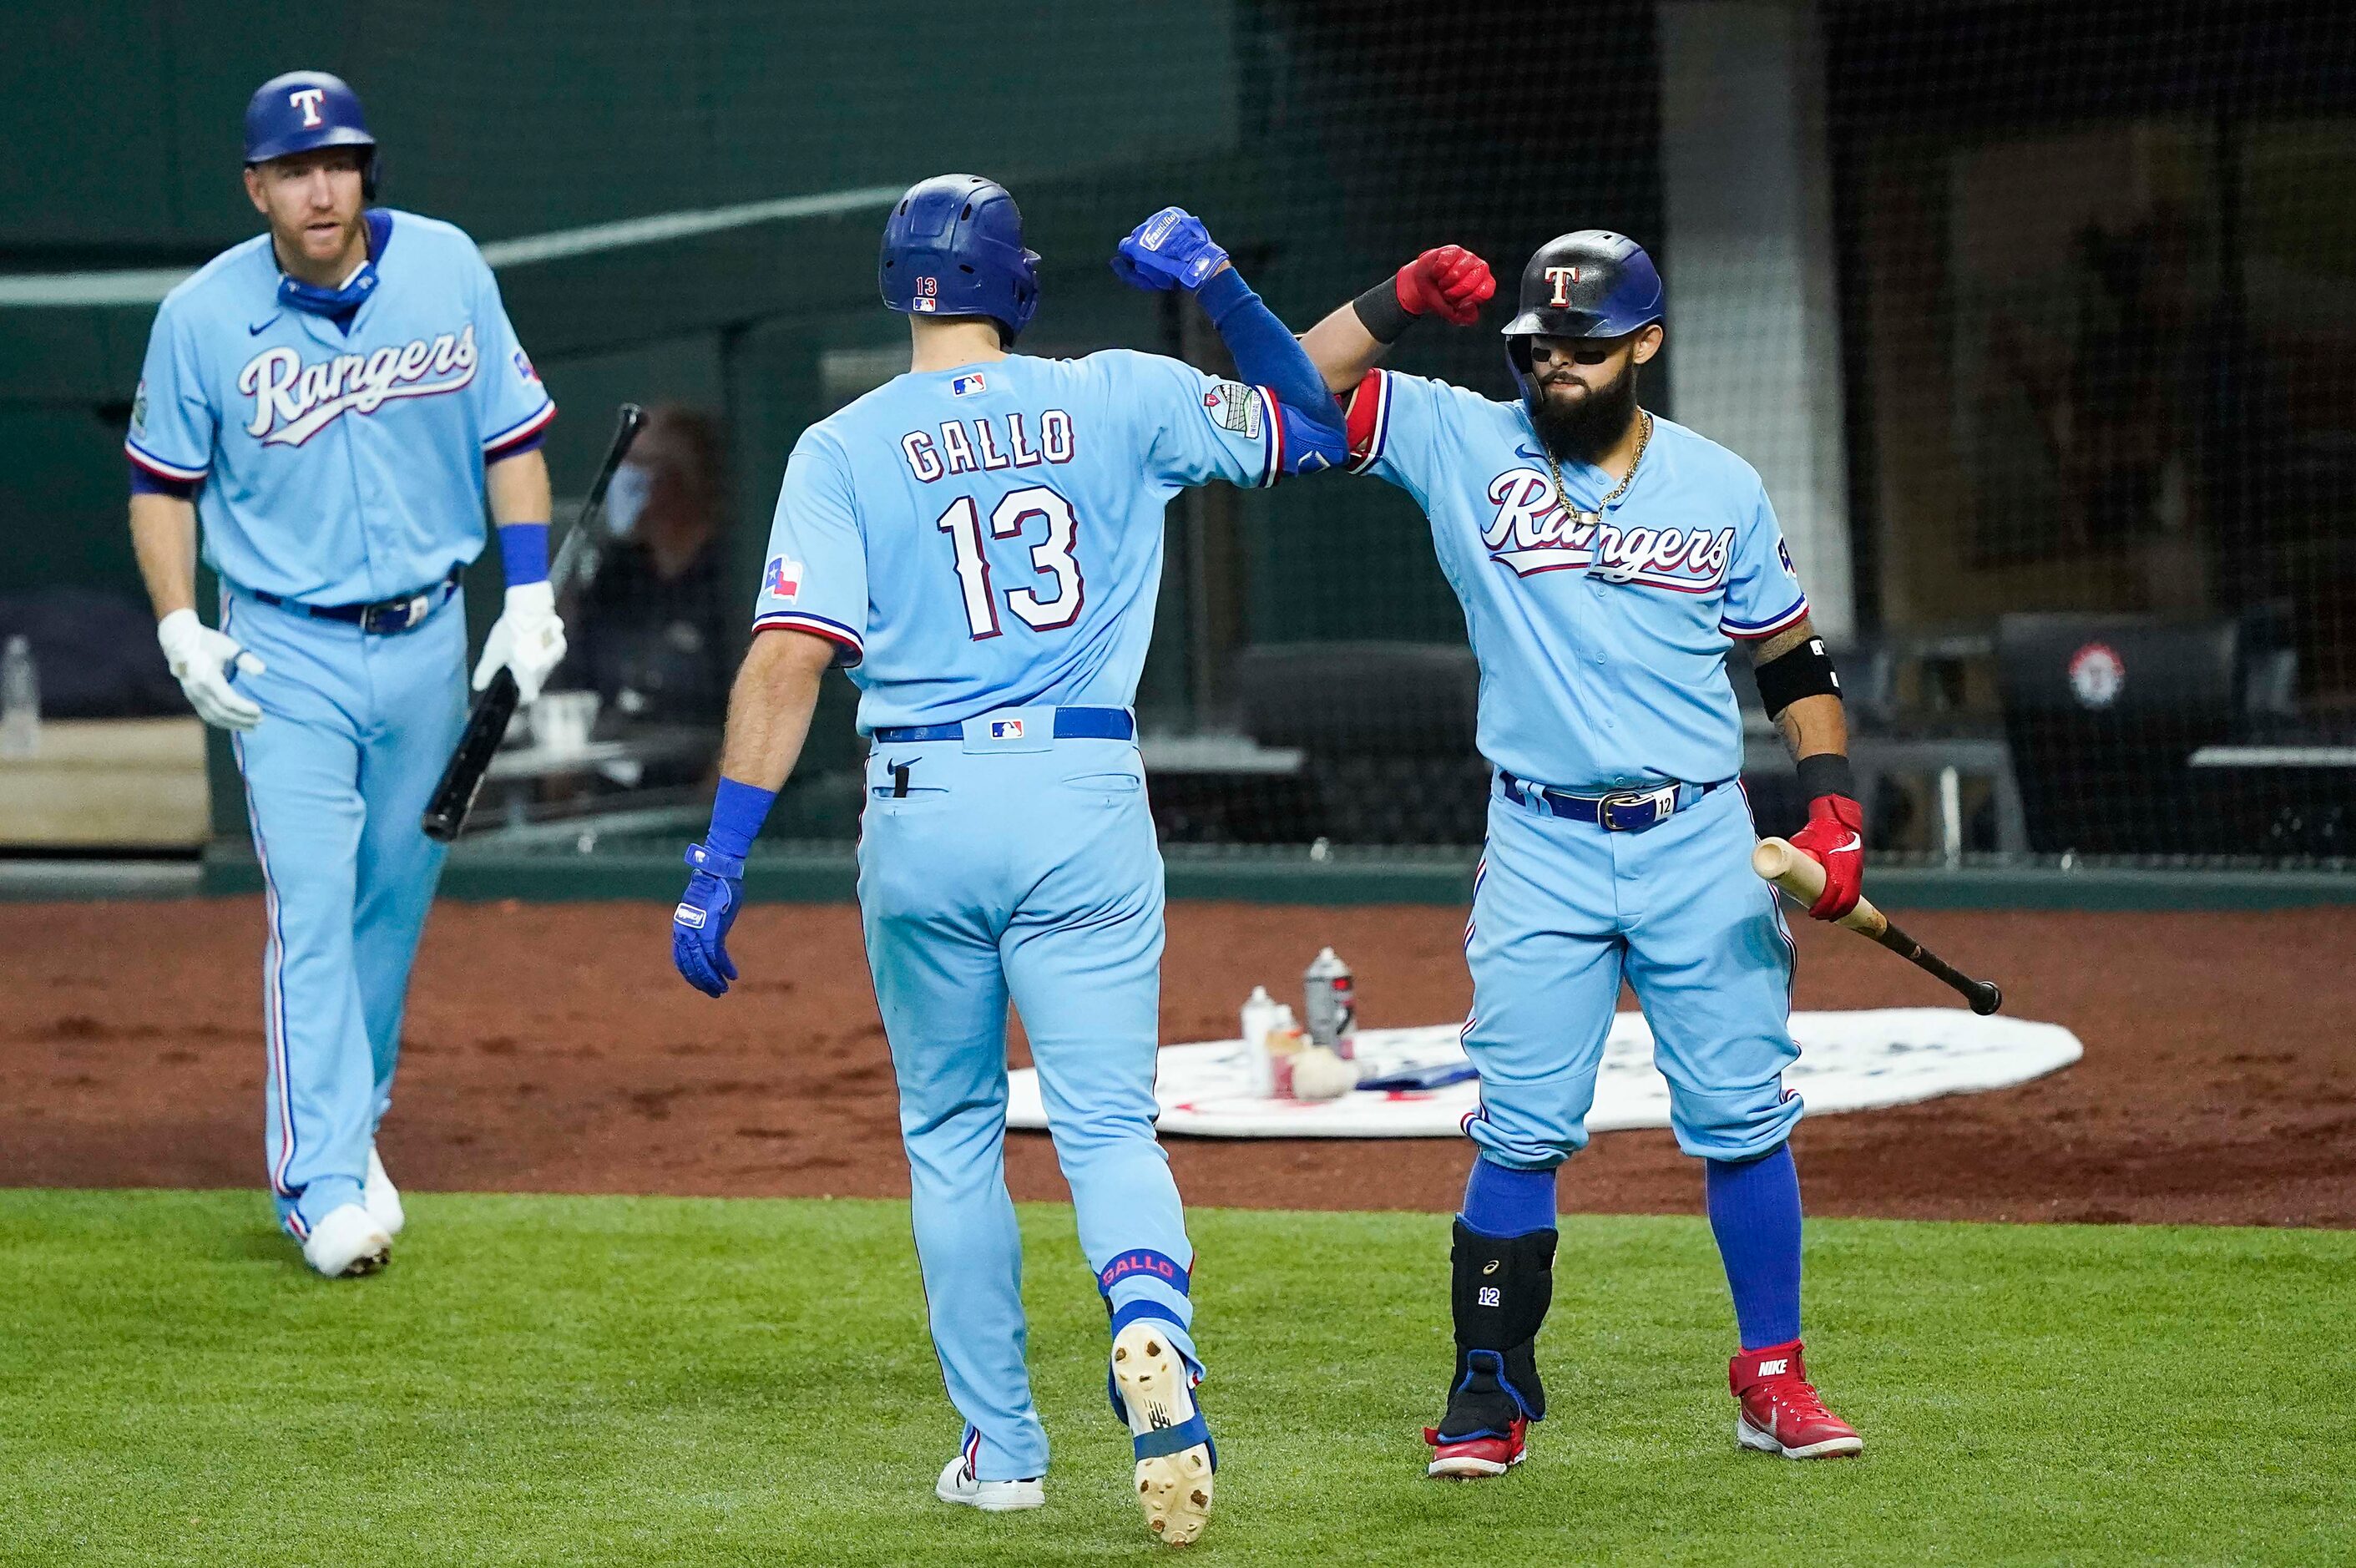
[555,404,736,748]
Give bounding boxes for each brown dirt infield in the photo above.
[2,898,2349,1228]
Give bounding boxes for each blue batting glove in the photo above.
[672,841,745,998]
[1113,206,1230,292]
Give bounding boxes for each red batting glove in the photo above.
[1787,794,1866,921]
[1396,245,1496,326]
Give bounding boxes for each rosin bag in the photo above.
[1289,1044,1358,1101]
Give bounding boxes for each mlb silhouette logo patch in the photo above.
[513,349,538,382]
[765,556,803,601]
[951,372,987,397]
[990,719,1026,741]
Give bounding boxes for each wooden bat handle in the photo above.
[1751,837,2004,1015]
[1751,836,1887,937]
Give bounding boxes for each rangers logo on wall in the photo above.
[2066,641,2125,710]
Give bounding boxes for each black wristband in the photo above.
[1352,275,1414,344]
[1795,751,1858,802]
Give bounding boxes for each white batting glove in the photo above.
[156,608,266,731]
[473,580,567,705]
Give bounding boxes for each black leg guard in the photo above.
[1436,1219,1556,1442]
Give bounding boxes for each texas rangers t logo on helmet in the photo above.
[1545,266,1581,306]
[289,87,327,127]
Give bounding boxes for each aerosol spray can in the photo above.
[1302,946,1357,1060]
[1238,984,1281,1098]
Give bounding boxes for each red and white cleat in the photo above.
[1730,1340,1863,1459]
[1423,1416,1528,1479]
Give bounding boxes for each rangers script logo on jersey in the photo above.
[238,324,479,448]
[1481,468,1735,591]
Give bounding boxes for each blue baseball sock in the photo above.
[1460,1156,1557,1238]
[1705,1144,1803,1350]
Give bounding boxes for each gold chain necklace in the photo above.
[1536,407,1653,524]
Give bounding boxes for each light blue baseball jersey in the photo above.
[754,350,1283,733]
[126,209,555,604]
[1344,371,1810,792]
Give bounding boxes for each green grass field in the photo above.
[0,1191,2347,1566]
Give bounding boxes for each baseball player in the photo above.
[126,73,562,1278]
[1297,233,1868,1474]
[668,177,1342,1544]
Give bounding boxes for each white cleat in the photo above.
[301,1202,392,1279]
[364,1145,405,1238]
[1112,1320,1215,1548]
[935,1454,1044,1513]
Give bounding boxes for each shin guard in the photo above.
[1437,1219,1556,1442]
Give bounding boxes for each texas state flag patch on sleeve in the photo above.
[765,555,803,601]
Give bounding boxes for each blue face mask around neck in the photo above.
[278,256,379,318]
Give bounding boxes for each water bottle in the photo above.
[1302,946,1357,1060]
[0,635,37,758]
[1238,984,1280,1098]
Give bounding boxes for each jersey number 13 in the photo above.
[935,484,1084,640]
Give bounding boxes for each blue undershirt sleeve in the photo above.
[1192,267,1345,468]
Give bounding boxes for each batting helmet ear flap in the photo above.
[1505,334,1536,404]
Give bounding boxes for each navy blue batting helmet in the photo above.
[1501,230,1664,345]
[879,175,1040,344]
[244,71,376,172]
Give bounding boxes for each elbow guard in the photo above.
[1754,635,1841,720]
[1266,392,1345,479]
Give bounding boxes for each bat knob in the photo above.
[1969,981,2003,1016]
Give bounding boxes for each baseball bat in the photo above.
[422,402,647,842]
[1752,837,2004,1015]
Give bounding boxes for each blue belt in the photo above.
[248,567,460,635]
[1496,769,1725,832]
[872,706,1135,745]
